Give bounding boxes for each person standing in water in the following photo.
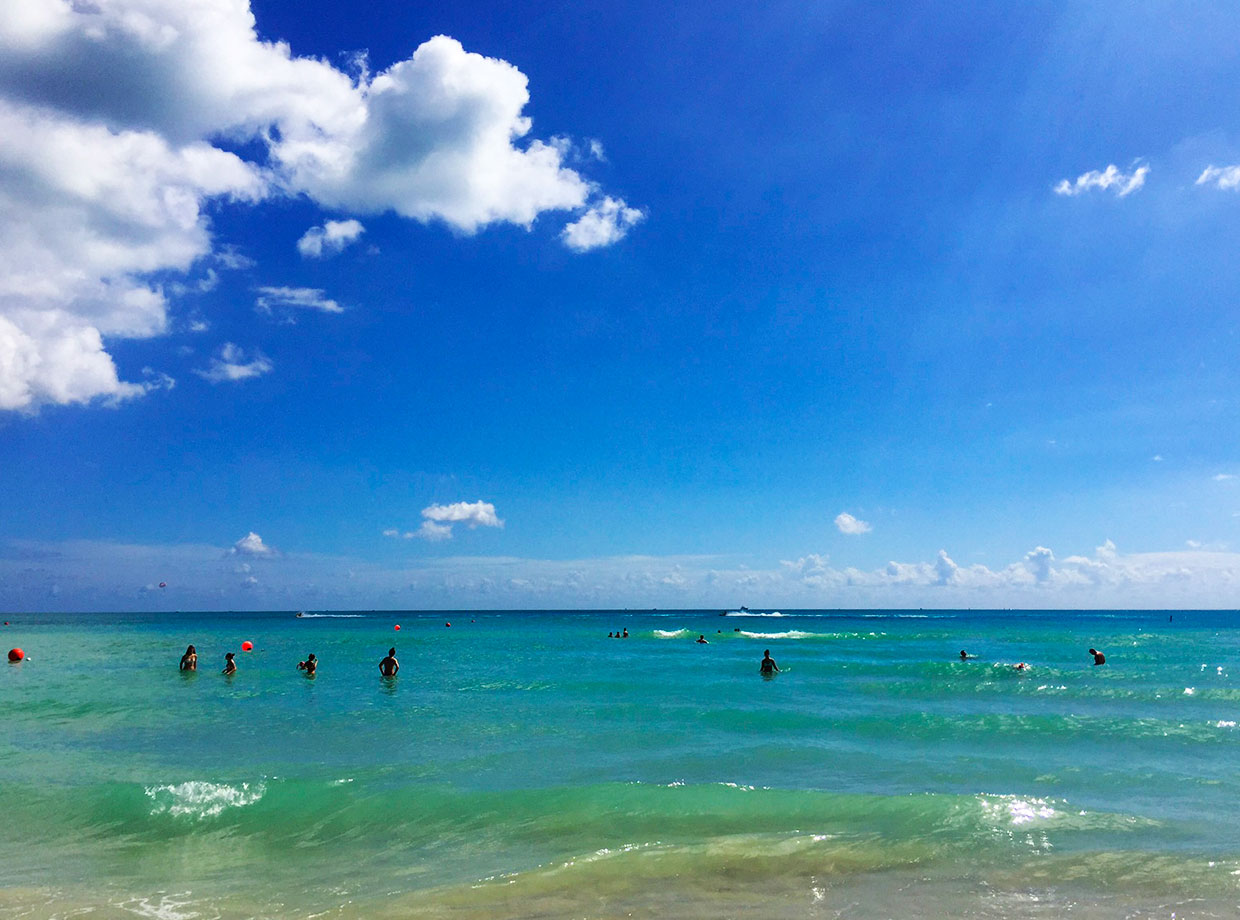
[179,645,197,671]
[696,634,709,644]
[298,653,317,675]
[760,649,779,674]
[222,652,236,675]
[379,648,399,677]
[1089,648,1106,665]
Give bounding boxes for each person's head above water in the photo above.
[225,652,234,659]
[389,648,396,656]
[185,645,195,655]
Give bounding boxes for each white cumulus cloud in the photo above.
[422,500,503,527]
[1196,165,1240,190]
[195,342,271,383]
[0,1,640,412]
[561,196,644,252]
[388,500,504,542]
[834,512,872,535]
[230,531,273,556]
[1054,162,1148,197]
[296,219,365,258]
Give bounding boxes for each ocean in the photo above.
[1,609,1238,919]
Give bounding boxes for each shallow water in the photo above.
[1,609,1238,918]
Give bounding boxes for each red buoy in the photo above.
[241,640,254,651]
[394,624,401,631]
[8,648,24,662]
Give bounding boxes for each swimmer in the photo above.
[608,632,614,638]
[696,634,709,644]
[179,644,197,671]
[379,648,399,677]
[222,652,236,675]
[1013,662,1029,671]
[297,653,317,675]
[959,649,972,661]
[1089,648,1106,665]
[622,628,628,638]
[760,649,779,674]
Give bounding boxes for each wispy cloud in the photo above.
[296,219,365,258]
[1195,165,1240,190]
[255,286,344,315]
[1054,162,1148,197]
[194,343,273,384]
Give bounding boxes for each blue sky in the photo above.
[3,0,1240,610]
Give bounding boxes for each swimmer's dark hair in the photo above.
[388,648,396,656]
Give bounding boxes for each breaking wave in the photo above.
[145,781,266,820]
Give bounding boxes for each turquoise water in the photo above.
[2,609,1239,918]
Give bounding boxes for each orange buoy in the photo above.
[8,648,24,662]
[445,622,451,627]
[241,640,254,651]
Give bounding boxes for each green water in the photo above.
[2,609,1239,918]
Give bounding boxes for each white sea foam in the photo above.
[145,781,265,820]
[653,629,691,638]
[738,630,817,640]
[116,892,205,920]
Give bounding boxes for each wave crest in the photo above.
[739,630,817,640]
[145,781,265,820]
